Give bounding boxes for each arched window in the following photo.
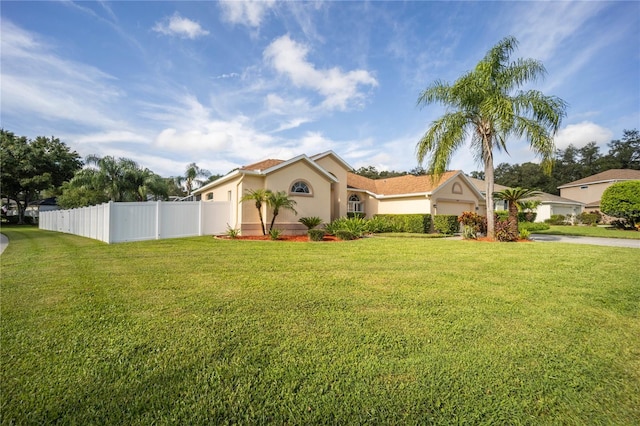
[290,180,311,194]
[348,194,363,213]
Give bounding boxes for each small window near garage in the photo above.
[206,193,214,200]
[348,194,363,213]
[452,182,463,194]
[580,185,588,190]
[290,180,311,195]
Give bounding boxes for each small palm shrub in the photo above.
[324,218,348,235]
[308,229,325,241]
[519,228,531,240]
[299,216,323,230]
[325,217,367,238]
[225,226,240,239]
[268,228,281,240]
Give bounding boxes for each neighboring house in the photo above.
[558,169,640,212]
[193,151,486,235]
[466,177,583,222]
[520,193,583,223]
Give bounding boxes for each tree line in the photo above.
[0,129,220,224]
[353,129,639,197]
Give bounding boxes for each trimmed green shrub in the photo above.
[545,214,568,225]
[373,214,431,233]
[308,229,325,241]
[577,211,601,226]
[335,230,357,240]
[601,181,640,227]
[519,222,550,232]
[517,212,537,223]
[299,216,323,230]
[365,215,398,233]
[433,215,459,235]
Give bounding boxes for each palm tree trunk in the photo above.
[509,201,519,236]
[484,144,495,239]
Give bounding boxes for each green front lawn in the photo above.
[535,225,640,239]
[2,226,639,424]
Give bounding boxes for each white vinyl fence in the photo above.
[39,201,231,244]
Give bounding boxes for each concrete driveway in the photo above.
[531,234,640,249]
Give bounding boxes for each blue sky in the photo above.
[2,1,639,178]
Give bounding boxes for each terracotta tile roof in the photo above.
[347,171,460,195]
[240,159,284,171]
[558,169,640,188]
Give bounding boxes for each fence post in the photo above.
[198,201,203,236]
[156,200,161,240]
[103,200,113,244]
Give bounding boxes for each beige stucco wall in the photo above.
[202,175,243,230]
[314,155,349,220]
[560,182,611,204]
[238,162,331,235]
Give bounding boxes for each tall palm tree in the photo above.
[266,191,297,232]
[416,36,567,238]
[177,163,211,195]
[240,189,271,235]
[84,155,139,202]
[494,187,540,235]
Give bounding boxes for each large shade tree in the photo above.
[416,36,567,238]
[1,130,82,223]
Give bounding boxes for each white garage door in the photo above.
[436,201,474,217]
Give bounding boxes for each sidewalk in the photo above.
[530,233,640,249]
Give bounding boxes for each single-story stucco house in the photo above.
[192,151,488,235]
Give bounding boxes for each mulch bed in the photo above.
[215,234,341,242]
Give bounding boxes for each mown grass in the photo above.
[536,225,640,239]
[1,226,639,425]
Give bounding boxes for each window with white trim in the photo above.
[348,194,363,213]
[290,181,311,194]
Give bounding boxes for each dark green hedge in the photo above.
[374,214,431,233]
[433,215,459,235]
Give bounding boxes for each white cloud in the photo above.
[73,131,150,145]
[263,35,378,111]
[554,121,614,150]
[0,20,125,129]
[219,0,276,28]
[153,13,209,39]
[155,116,273,153]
